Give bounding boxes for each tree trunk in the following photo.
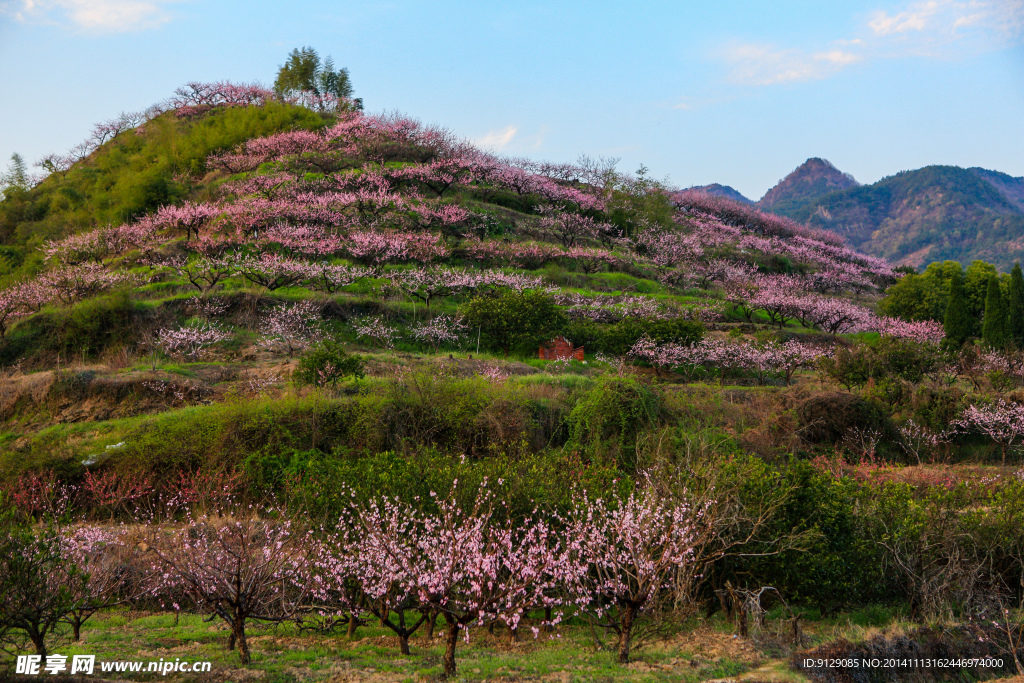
[72,618,82,642]
[424,611,437,640]
[543,607,553,633]
[28,629,47,658]
[399,633,410,656]
[617,605,638,664]
[347,613,359,638]
[233,614,250,665]
[442,615,460,679]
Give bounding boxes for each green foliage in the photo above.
[0,293,139,364]
[879,260,963,322]
[817,346,873,390]
[294,340,364,386]
[604,165,676,236]
[244,447,626,520]
[747,462,887,614]
[795,391,895,449]
[566,376,661,471]
[563,316,703,356]
[965,260,1000,315]
[1008,262,1024,346]
[0,507,86,656]
[462,290,567,356]
[982,275,1009,349]
[817,338,941,390]
[273,47,359,111]
[0,153,29,201]
[598,317,704,356]
[0,104,326,250]
[943,271,972,347]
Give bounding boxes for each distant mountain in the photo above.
[766,163,1024,271]
[757,158,859,213]
[689,183,752,204]
[969,168,1024,213]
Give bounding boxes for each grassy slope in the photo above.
[3,102,1024,683]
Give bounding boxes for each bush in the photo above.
[796,392,894,448]
[294,340,364,387]
[599,317,704,356]
[566,376,661,471]
[746,461,887,615]
[818,338,940,389]
[462,290,566,356]
[0,293,140,364]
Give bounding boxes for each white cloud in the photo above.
[869,0,943,35]
[1,0,176,31]
[717,0,1023,87]
[473,125,518,151]
[724,43,862,86]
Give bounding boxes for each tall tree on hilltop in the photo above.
[273,47,361,111]
[943,271,972,348]
[1008,262,1024,347]
[0,153,29,200]
[982,275,1009,349]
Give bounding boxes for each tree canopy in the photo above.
[273,47,361,111]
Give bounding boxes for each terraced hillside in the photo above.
[1,84,1023,683]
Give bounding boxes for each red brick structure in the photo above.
[539,336,584,361]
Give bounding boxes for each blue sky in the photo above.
[1,0,1021,200]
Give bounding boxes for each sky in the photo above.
[0,0,1021,201]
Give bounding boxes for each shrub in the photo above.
[746,461,887,615]
[566,376,661,471]
[599,317,704,356]
[462,290,566,356]
[796,392,894,448]
[293,340,364,387]
[0,293,140,364]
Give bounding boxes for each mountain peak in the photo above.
[758,158,858,209]
[688,183,752,204]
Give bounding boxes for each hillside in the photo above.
[688,182,752,204]
[756,157,858,213]
[764,161,1024,270]
[3,84,1024,683]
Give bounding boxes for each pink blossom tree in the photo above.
[410,314,467,352]
[0,282,49,337]
[953,400,1024,466]
[337,483,568,678]
[156,323,229,360]
[158,256,236,293]
[146,508,316,664]
[59,525,142,641]
[36,264,133,305]
[352,316,399,349]
[260,300,324,357]
[562,489,708,663]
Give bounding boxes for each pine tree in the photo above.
[982,275,1009,349]
[944,271,972,347]
[1008,262,1024,347]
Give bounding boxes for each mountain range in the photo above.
[694,159,1024,271]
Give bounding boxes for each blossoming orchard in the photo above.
[2,75,1024,680]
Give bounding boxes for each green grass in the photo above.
[5,608,770,683]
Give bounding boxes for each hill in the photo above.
[688,182,752,204]
[765,162,1024,270]
[4,82,1024,683]
[756,157,858,212]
